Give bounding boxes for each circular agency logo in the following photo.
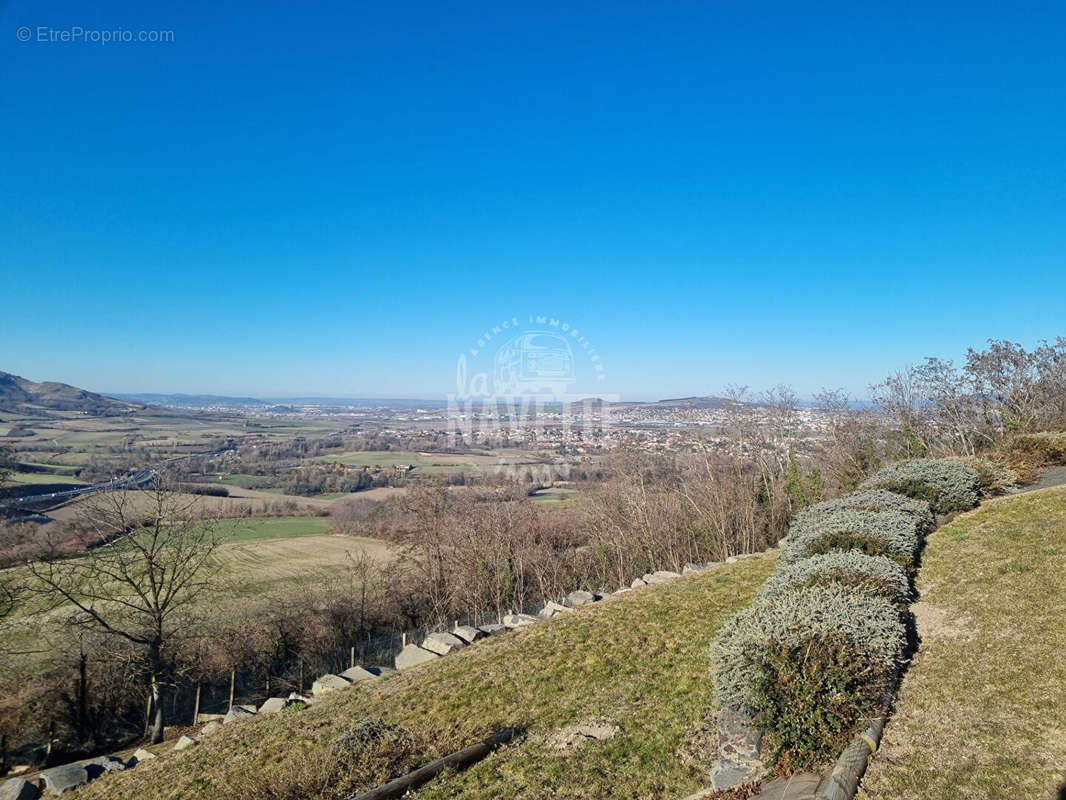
[446,315,618,467]
[454,315,608,401]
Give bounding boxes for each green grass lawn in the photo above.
[859,487,1066,800]
[68,555,775,800]
[209,516,330,543]
[6,470,87,485]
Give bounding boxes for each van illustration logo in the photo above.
[454,315,607,401]
[493,331,576,396]
[448,315,617,456]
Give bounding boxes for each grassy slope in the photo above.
[69,555,775,800]
[860,487,1066,800]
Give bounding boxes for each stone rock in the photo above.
[477,623,507,636]
[366,665,396,676]
[258,696,293,714]
[38,765,88,796]
[130,748,157,764]
[726,556,739,564]
[564,590,596,607]
[339,665,377,682]
[709,758,754,791]
[451,625,486,644]
[682,563,702,575]
[0,778,39,800]
[548,720,620,750]
[199,721,223,737]
[717,706,762,762]
[420,631,467,655]
[630,577,648,588]
[83,756,125,777]
[223,705,257,724]
[173,735,199,751]
[754,773,822,800]
[501,613,538,628]
[311,674,352,696]
[610,587,631,595]
[394,644,439,669]
[538,600,574,619]
[646,570,681,583]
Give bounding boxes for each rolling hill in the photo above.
[0,371,142,417]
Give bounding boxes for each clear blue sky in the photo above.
[2,1,1064,400]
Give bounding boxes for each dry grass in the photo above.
[65,555,776,800]
[859,487,1066,800]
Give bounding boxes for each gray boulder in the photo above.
[173,735,198,751]
[564,590,596,607]
[451,625,486,644]
[0,778,39,800]
[83,756,125,777]
[199,721,223,737]
[644,570,681,584]
[366,665,396,676]
[394,644,439,669]
[477,623,507,636]
[630,577,648,588]
[258,696,293,714]
[38,764,88,796]
[223,705,256,724]
[420,631,467,655]
[709,758,757,790]
[130,748,157,764]
[682,563,702,575]
[538,600,574,619]
[339,665,377,682]
[502,613,538,628]
[312,673,352,696]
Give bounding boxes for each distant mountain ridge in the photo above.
[113,393,270,408]
[0,371,142,416]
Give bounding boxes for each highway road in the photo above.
[0,449,234,513]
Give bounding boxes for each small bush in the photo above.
[860,459,980,515]
[791,489,935,536]
[758,550,910,604]
[1009,431,1066,466]
[946,456,1018,496]
[710,585,906,769]
[784,509,921,567]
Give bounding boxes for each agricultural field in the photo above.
[0,516,397,682]
[859,487,1066,800]
[316,449,552,476]
[5,471,87,485]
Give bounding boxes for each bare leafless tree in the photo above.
[25,475,220,743]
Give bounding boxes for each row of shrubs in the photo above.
[710,459,982,770]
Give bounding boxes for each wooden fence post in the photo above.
[192,683,201,725]
[350,646,356,669]
[299,660,304,695]
[228,670,236,711]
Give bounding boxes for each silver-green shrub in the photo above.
[710,585,906,765]
[859,458,981,515]
[758,550,910,604]
[783,509,921,566]
[792,489,935,536]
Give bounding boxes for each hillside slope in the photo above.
[860,487,1066,800]
[0,371,141,416]
[68,555,775,800]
